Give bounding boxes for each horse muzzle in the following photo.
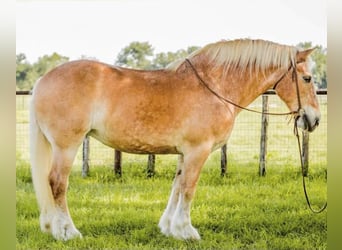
[295,107,321,132]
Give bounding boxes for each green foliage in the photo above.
[296,42,327,88]
[34,53,69,76]
[115,41,200,70]
[16,53,34,90]
[16,53,69,90]
[115,41,155,69]
[152,46,200,69]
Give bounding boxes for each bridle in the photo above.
[185,58,327,213]
[185,58,297,116]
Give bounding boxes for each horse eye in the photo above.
[302,75,312,83]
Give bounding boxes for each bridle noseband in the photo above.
[185,58,327,214]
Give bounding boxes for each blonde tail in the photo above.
[29,92,55,232]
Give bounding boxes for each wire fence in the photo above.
[16,91,327,174]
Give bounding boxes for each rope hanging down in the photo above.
[294,122,327,213]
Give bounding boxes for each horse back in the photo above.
[32,60,232,154]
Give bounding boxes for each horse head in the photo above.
[274,48,320,132]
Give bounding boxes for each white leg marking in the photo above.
[50,207,82,241]
[159,186,179,236]
[170,194,200,240]
[39,207,55,233]
[159,155,184,236]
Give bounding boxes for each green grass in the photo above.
[16,151,327,249]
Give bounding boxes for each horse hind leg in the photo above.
[30,116,83,240]
[48,144,82,241]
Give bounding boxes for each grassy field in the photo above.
[16,94,327,249]
[16,152,327,249]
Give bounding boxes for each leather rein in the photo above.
[185,58,327,213]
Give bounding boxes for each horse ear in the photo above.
[296,48,316,63]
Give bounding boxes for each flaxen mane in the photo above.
[168,39,298,74]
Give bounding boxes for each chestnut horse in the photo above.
[30,39,320,241]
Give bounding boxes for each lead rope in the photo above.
[186,58,327,213]
[294,118,328,213]
[292,62,327,213]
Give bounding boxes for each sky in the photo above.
[16,0,326,64]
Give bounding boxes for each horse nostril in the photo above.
[315,118,320,127]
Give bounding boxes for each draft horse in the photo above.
[29,39,320,240]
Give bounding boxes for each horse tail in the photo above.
[29,86,55,215]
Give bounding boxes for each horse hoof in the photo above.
[51,213,82,241]
[52,224,82,241]
[170,224,201,240]
[158,214,172,236]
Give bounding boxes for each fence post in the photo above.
[221,144,227,176]
[259,95,269,176]
[114,150,122,176]
[147,154,155,177]
[302,131,309,177]
[82,135,90,177]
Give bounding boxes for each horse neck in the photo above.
[193,61,282,113]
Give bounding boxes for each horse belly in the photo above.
[88,128,180,155]
[89,105,181,154]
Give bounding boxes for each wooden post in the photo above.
[82,136,90,177]
[221,144,227,176]
[147,154,155,177]
[114,150,122,177]
[259,95,269,176]
[302,130,309,177]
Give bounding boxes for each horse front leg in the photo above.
[168,145,211,240]
[159,155,184,235]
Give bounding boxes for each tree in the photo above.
[16,53,33,90]
[115,42,201,70]
[115,41,154,69]
[152,46,200,69]
[33,53,69,77]
[296,42,327,88]
[16,52,69,90]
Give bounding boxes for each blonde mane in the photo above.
[168,39,298,73]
